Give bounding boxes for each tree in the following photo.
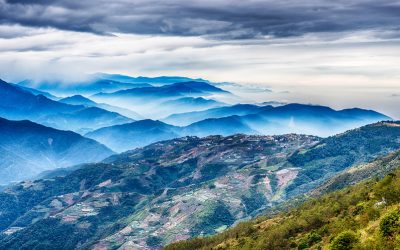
[330,231,359,250]
[380,209,400,238]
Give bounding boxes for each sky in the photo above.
[0,0,399,117]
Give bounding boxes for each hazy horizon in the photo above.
[1,0,399,118]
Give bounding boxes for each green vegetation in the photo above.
[191,201,235,236]
[380,209,400,238]
[165,166,400,250]
[0,194,140,249]
[330,231,359,250]
[287,122,400,197]
[315,150,400,195]
[241,188,267,215]
[147,235,163,247]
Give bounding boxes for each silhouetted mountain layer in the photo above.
[86,116,257,152]
[86,120,181,152]
[94,73,208,86]
[0,117,114,185]
[93,81,229,100]
[160,97,226,114]
[164,104,270,126]
[242,104,391,136]
[183,115,258,137]
[0,79,133,132]
[19,74,210,96]
[0,79,81,118]
[19,78,151,96]
[88,103,390,152]
[59,95,143,120]
[165,103,389,129]
[91,81,232,119]
[12,83,59,100]
[44,107,133,134]
[59,95,97,106]
[166,103,391,136]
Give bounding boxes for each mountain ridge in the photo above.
[93,81,229,100]
[59,94,143,120]
[164,103,390,129]
[87,104,391,152]
[0,79,134,132]
[0,117,114,185]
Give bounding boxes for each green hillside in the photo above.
[166,150,400,250]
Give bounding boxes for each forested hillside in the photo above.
[166,150,400,250]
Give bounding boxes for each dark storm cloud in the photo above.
[1,0,400,39]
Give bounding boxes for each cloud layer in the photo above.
[0,0,399,118]
[1,0,400,39]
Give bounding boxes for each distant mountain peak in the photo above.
[61,94,93,102]
[59,94,95,106]
[0,79,133,132]
[85,119,180,152]
[166,81,229,93]
[112,119,175,129]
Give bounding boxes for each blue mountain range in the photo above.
[0,117,113,185]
